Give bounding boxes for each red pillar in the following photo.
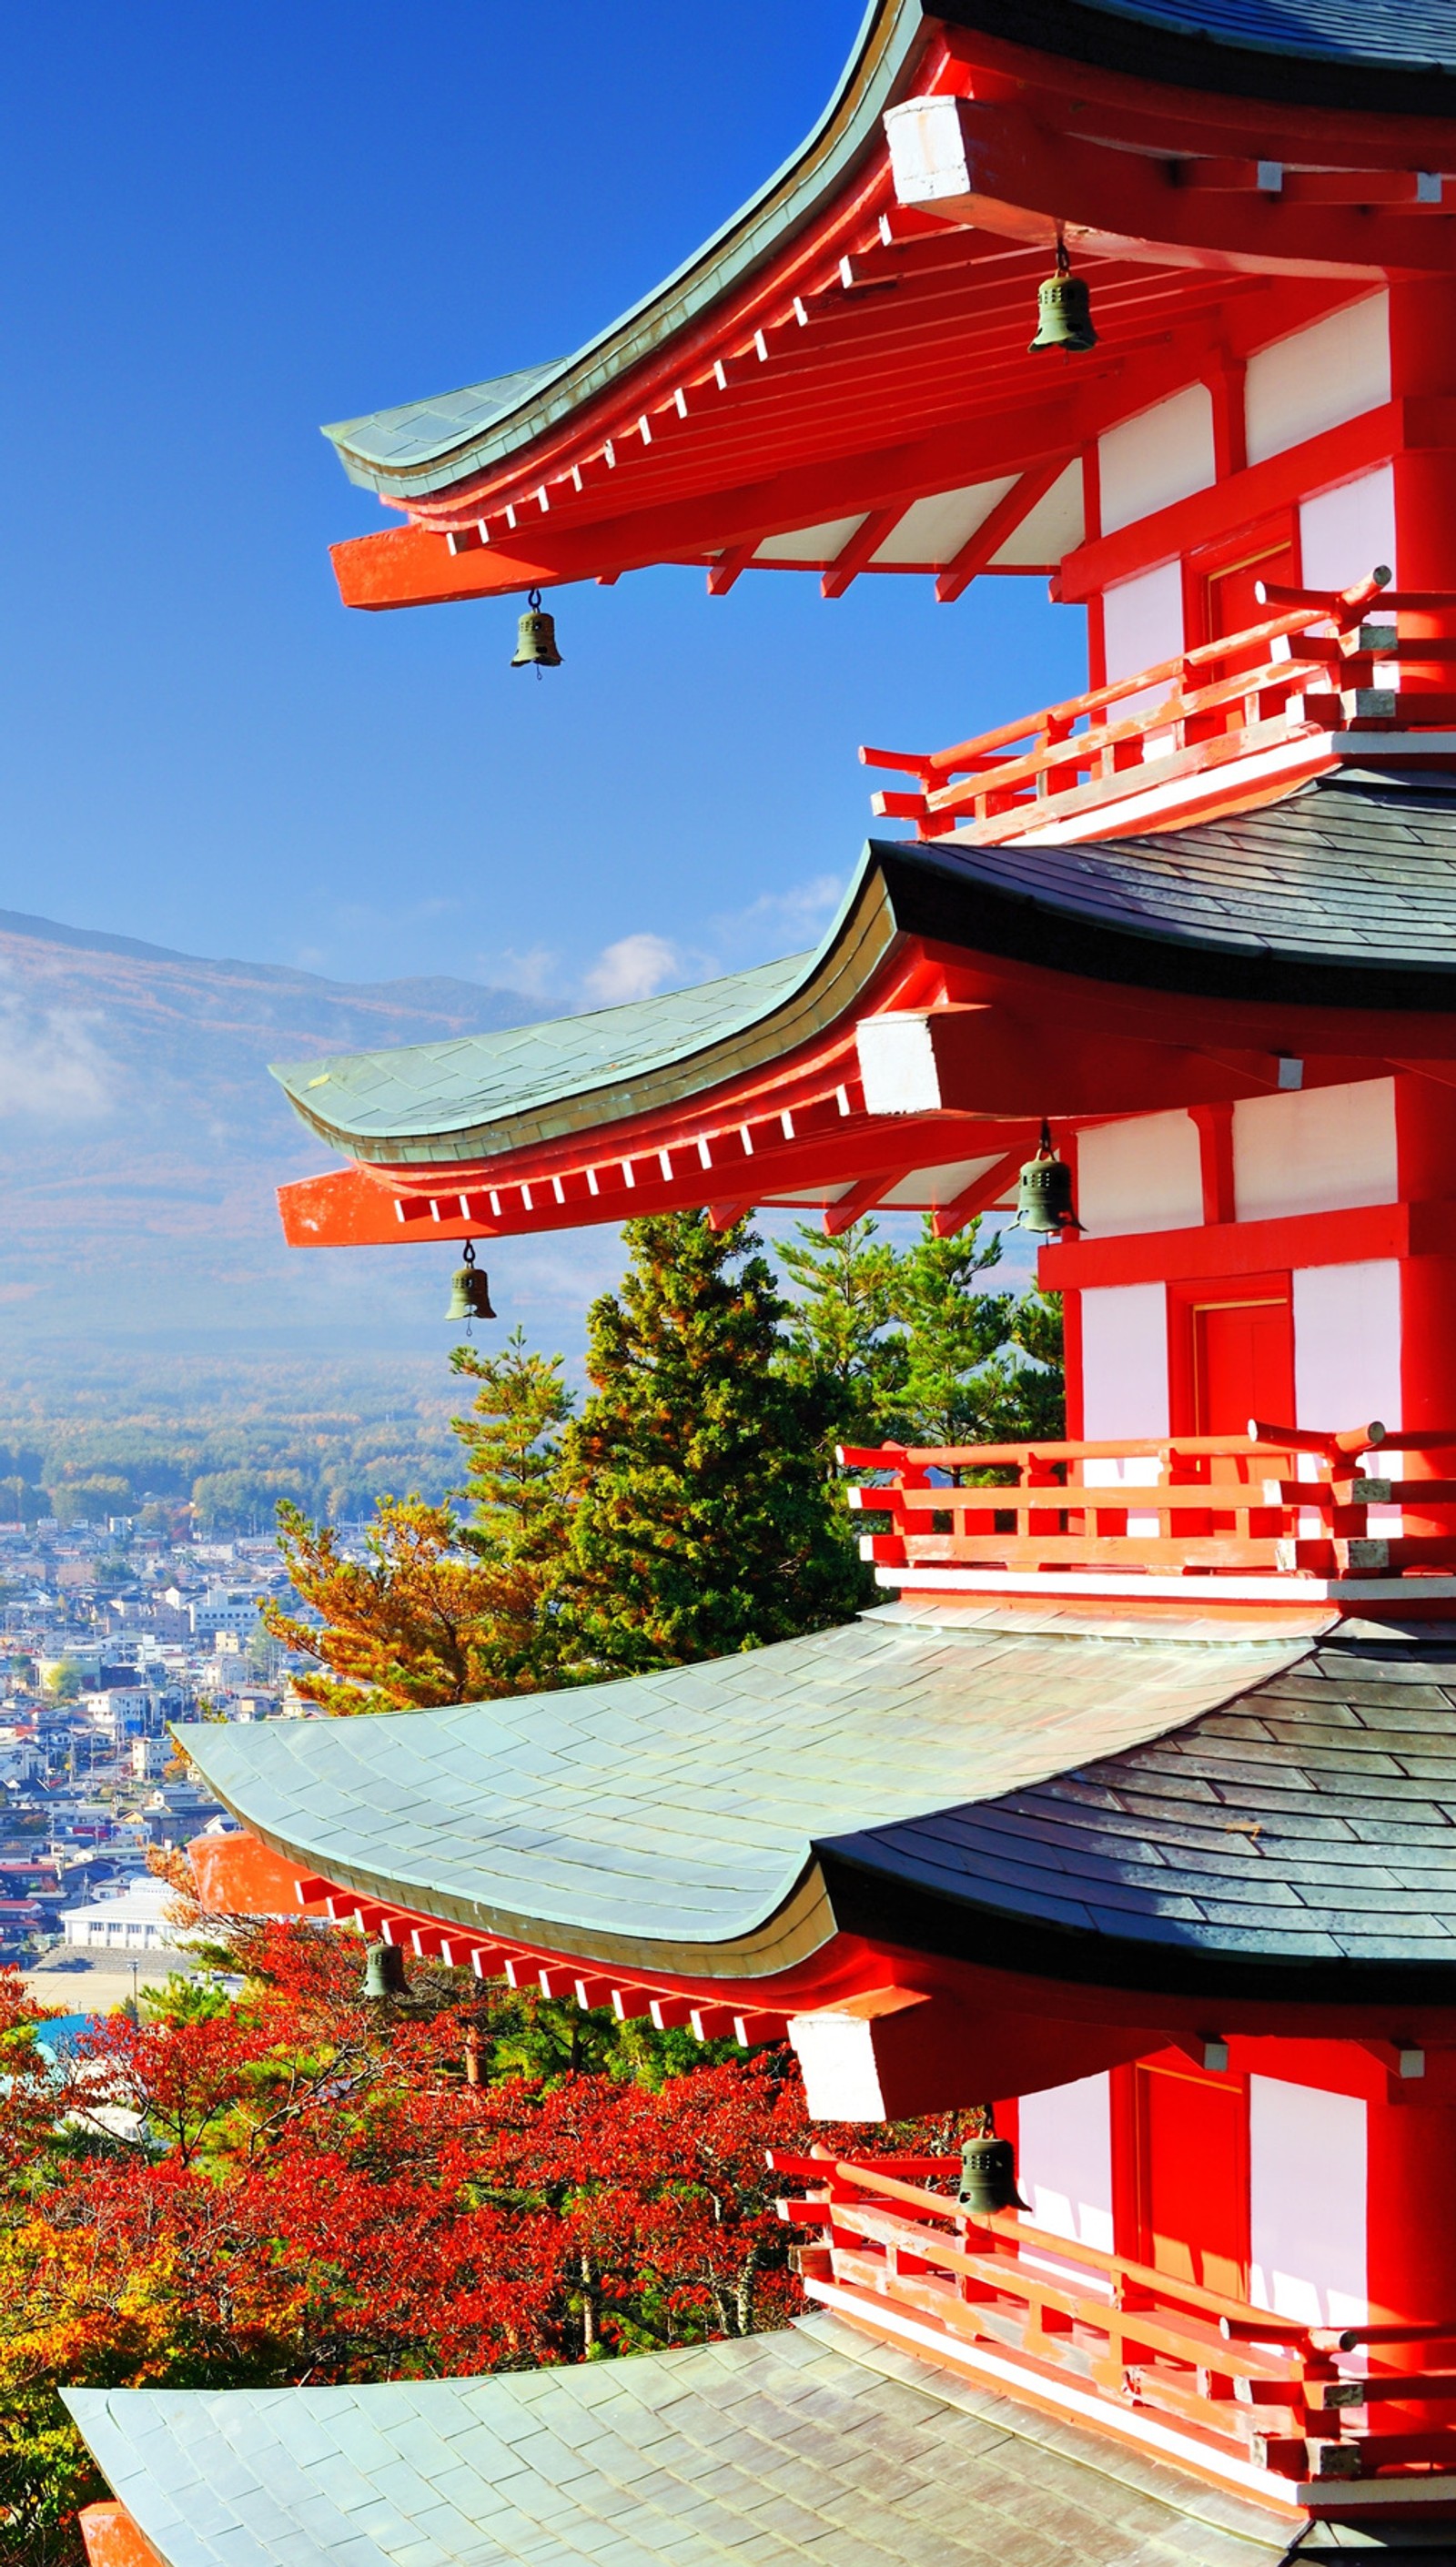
[1396,1075,1456,1538]
[1387,282,1456,691]
[1366,2096,1456,2418]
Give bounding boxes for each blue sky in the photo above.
[0,0,1086,1016]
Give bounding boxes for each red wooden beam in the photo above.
[935,458,1070,605]
[823,1172,910,1237]
[821,504,911,600]
[930,1149,1022,1238]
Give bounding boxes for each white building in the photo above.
[60,1877,184,1954]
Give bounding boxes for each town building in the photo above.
[64,0,1456,2560]
[59,1876,182,1956]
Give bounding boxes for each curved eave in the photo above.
[271,855,898,1166]
[323,0,928,500]
[271,777,1456,1173]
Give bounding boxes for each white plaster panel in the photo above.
[855,1015,939,1115]
[1249,2075,1368,2328]
[1102,561,1184,687]
[1098,385,1216,536]
[1299,464,1397,594]
[873,479,1015,564]
[993,460,1085,565]
[1293,1260,1402,1438]
[1017,2072,1115,2253]
[754,513,867,562]
[1080,1284,1169,1440]
[1232,1078,1397,1223]
[1077,1112,1202,1237]
[788,2014,885,2119]
[1244,293,1390,468]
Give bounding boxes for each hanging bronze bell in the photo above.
[361,1940,409,2001]
[958,2135,1029,2216]
[1015,1118,1083,1235]
[1029,243,1097,355]
[446,1239,497,1328]
[511,587,562,669]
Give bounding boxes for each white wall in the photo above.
[1077,1112,1202,1236]
[1018,2072,1115,2252]
[1294,1260,1402,1437]
[1245,294,1390,468]
[1081,1284,1169,1439]
[1099,385,1217,536]
[1300,464,1397,594]
[1249,2075,1368,2328]
[1102,561,1184,702]
[1232,1078,1397,1222]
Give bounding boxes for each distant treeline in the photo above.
[0,1373,461,1533]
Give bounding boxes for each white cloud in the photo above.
[482,945,561,1004]
[0,980,114,1124]
[581,933,682,1006]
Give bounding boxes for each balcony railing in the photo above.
[860,569,1456,845]
[774,2150,1456,2496]
[838,1419,1456,1595]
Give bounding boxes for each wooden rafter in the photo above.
[930,1150,1024,1238]
[820,504,912,600]
[935,459,1071,606]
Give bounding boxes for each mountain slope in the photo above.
[0,908,541,1368]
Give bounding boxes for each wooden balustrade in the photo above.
[771,2150,1456,2488]
[859,570,1456,844]
[835,1421,1456,1587]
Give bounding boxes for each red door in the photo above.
[1193,1296,1295,1436]
[1137,2063,1249,2299]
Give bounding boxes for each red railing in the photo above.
[774,2151,1456,2490]
[861,570,1456,844]
[838,1419,1456,1586]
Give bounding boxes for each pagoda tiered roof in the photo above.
[322,0,1456,618]
[65,2309,1293,2567]
[177,1612,1456,2015]
[273,767,1456,1250]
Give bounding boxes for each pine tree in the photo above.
[265,1331,577,1711]
[561,1212,862,1673]
[892,1218,1064,1446]
[775,1218,906,1450]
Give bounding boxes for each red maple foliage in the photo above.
[0,1917,966,2566]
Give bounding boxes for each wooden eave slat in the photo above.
[405,268,1261,552]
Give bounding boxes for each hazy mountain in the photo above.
[0,908,548,1380]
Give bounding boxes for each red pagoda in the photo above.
[66,0,1456,2555]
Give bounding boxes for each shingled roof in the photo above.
[175,1610,1456,2005]
[271,771,1456,1168]
[65,2311,1294,2567]
[324,0,1456,508]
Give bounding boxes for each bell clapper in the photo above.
[511,587,563,677]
